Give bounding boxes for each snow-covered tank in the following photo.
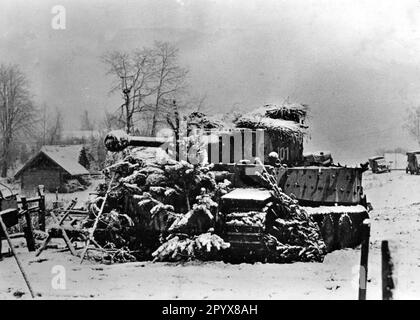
[103,103,370,258]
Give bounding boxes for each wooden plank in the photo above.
[37,185,46,231]
[0,213,35,298]
[80,174,115,264]
[358,219,370,300]
[36,199,78,257]
[21,197,35,252]
[382,240,395,300]
[18,196,41,204]
[50,211,77,256]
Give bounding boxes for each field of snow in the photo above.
[1,170,420,299]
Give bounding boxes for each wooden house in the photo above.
[14,145,90,192]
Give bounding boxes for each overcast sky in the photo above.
[1,0,420,164]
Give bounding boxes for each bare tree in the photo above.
[80,109,94,131]
[150,41,188,136]
[34,104,63,148]
[0,64,36,177]
[101,110,124,132]
[404,106,420,145]
[40,103,48,146]
[102,48,155,134]
[102,42,189,136]
[46,107,63,145]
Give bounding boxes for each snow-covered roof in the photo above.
[15,145,89,177]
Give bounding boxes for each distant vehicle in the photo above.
[368,156,391,173]
[303,151,333,166]
[406,151,420,174]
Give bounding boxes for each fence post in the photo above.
[21,196,35,252]
[37,185,46,232]
[382,240,395,300]
[358,219,370,300]
[0,229,2,260]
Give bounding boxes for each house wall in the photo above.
[21,168,62,192]
[20,153,66,192]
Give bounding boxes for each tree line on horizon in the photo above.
[0,41,207,178]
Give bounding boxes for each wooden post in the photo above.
[35,234,52,257]
[21,196,35,252]
[358,219,370,300]
[0,213,35,298]
[49,210,77,256]
[37,185,46,232]
[382,240,395,300]
[36,199,78,257]
[80,174,115,264]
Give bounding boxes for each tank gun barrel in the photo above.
[104,130,170,152]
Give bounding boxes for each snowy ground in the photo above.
[1,170,420,300]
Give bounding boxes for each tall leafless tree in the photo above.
[150,41,188,136]
[35,104,64,148]
[0,64,36,177]
[80,109,95,131]
[101,110,124,132]
[46,107,63,145]
[102,48,155,134]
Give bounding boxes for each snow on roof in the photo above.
[41,145,90,175]
[15,145,89,177]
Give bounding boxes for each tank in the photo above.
[103,128,370,256]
